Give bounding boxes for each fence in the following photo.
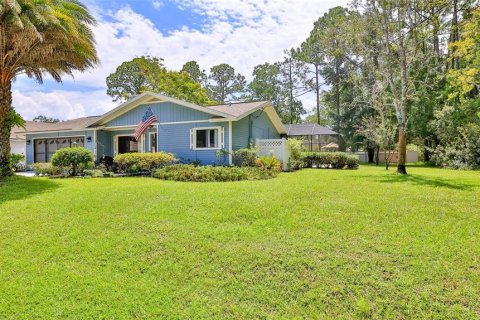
[256,138,290,171]
[357,150,419,163]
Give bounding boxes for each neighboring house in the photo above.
[10,121,61,156]
[285,124,345,151]
[24,92,286,165]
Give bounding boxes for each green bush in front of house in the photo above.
[50,147,95,176]
[232,146,258,167]
[255,155,282,171]
[287,139,303,170]
[114,152,176,173]
[153,164,279,182]
[9,153,26,172]
[32,162,64,176]
[301,152,359,169]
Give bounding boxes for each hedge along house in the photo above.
[25,92,286,165]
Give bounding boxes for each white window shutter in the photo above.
[190,129,194,149]
[220,127,225,149]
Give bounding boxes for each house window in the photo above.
[149,132,157,152]
[117,136,138,154]
[191,127,223,150]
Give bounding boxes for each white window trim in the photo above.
[114,134,141,156]
[191,126,224,150]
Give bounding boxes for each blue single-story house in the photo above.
[24,92,286,165]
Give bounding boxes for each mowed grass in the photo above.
[0,166,479,319]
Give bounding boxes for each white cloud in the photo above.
[13,0,350,119]
[13,90,115,120]
[151,1,164,10]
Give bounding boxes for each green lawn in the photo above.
[1,166,479,319]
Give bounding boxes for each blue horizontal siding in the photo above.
[158,122,229,165]
[106,102,212,127]
[232,110,280,150]
[25,130,95,164]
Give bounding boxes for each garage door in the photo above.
[34,137,85,163]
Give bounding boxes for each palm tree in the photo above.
[0,0,98,176]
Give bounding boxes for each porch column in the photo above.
[228,121,233,165]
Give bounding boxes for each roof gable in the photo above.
[207,101,286,134]
[89,92,231,127]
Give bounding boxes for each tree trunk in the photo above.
[397,124,407,174]
[451,0,460,70]
[0,81,13,177]
[334,59,340,129]
[315,64,320,125]
[424,138,431,162]
[288,62,294,124]
[375,145,380,165]
[367,145,375,163]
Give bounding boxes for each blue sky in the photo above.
[14,0,349,120]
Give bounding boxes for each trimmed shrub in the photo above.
[51,147,94,176]
[232,147,258,167]
[114,152,176,173]
[83,169,105,177]
[154,164,279,182]
[287,139,303,170]
[9,153,26,172]
[301,152,359,169]
[255,155,282,171]
[32,162,63,176]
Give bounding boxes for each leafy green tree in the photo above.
[106,56,212,105]
[106,56,164,102]
[0,0,98,177]
[181,61,207,85]
[33,115,60,123]
[247,62,284,114]
[207,64,246,103]
[430,6,480,169]
[278,51,310,124]
[296,6,350,125]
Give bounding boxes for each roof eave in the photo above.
[89,92,232,127]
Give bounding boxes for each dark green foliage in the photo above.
[154,164,279,182]
[113,152,176,173]
[255,156,282,171]
[9,153,25,172]
[106,56,212,105]
[181,60,207,85]
[50,147,94,176]
[431,123,480,170]
[207,64,246,103]
[232,147,258,166]
[32,115,60,123]
[301,152,359,169]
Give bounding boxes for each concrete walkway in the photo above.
[15,171,36,177]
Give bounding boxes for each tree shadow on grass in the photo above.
[0,176,59,204]
[375,173,475,191]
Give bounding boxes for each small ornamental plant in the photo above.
[51,147,94,176]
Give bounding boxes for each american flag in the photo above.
[134,107,157,141]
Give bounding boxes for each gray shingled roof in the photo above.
[285,124,339,136]
[206,101,268,118]
[11,117,101,139]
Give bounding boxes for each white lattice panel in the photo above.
[256,138,290,170]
